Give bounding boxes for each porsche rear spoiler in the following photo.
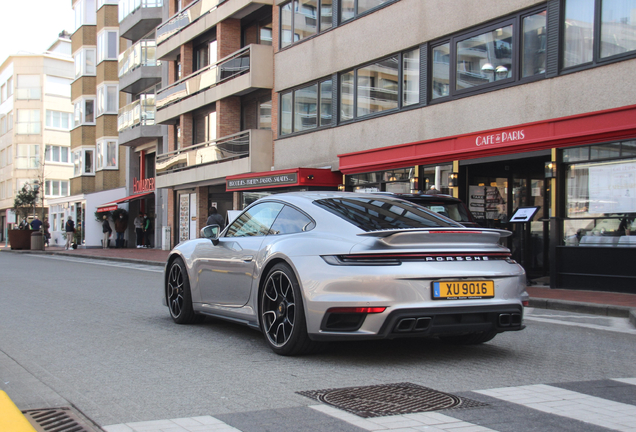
[357,227,512,246]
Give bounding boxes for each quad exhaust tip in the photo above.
[395,317,432,332]
[498,313,522,327]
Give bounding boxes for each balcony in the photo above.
[155,129,272,188]
[156,0,273,60]
[119,0,163,42]
[118,99,163,147]
[156,44,273,124]
[119,38,161,94]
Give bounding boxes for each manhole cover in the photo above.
[21,407,104,432]
[298,382,487,418]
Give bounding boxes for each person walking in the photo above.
[43,217,51,246]
[64,216,75,250]
[206,206,225,229]
[134,212,144,248]
[102,215,112,249]
[114,213,128,248]
[143,213,153,248]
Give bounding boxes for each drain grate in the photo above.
[21,407,104,432]
[298,382,487,418]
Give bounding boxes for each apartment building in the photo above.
[0,34,74,245]
[271,0,636,292]
[48,0,127,248]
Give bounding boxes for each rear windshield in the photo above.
[314,197,461,232]
[404,199,472,223]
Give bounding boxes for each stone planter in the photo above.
[8,229,32,250]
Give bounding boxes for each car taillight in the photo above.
[522,300,529,307]
[326,307,387,314]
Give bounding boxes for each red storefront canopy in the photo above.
[226,168,341,192]
[96,192,154,212]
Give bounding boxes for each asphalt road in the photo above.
[1,253,635,430]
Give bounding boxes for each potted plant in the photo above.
[8,184,39,249]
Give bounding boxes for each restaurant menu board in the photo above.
[509,207,540,223]
[179,195,190,243]
[589,161,636,214]
[468,186,506,220]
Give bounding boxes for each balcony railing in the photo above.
[16,88,41,100]
[118,99,156,132]
[156,0,227,45]
[156,130,250,175]
[119,0,163,22]
[119,38,160,77]
[156,45,250,110]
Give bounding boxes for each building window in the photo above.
[8,111,12,131]
[564,0,636,69]
[45,145,70,163]
[96,139,118,170]
[431,7,546,100]
[1,83,5,102]
[341,0,391,22]
[280,78,332,135]
[74,48,96,78]
[1,116,6,135]
[45,75,72,98]
[45,180,70,197]
[16,144,40,169]
[402,48,420,106]
[74,98,96,126]
[16,109,41,134]
[96,84,118,116]
[280,0,333,48]
[97,30,119,63]
[73,148,94,176]
[16,75,41,100]
[7,77,12,97]
[73,0,96,32]
[563,140,636,248]
[45,110,73,130]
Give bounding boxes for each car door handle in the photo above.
[242,255,253,262]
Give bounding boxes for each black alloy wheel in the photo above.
[260,263,315,356]
[166,257,204,324]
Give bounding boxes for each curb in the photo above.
[528,298,633,318]
[0,391,37,432]
[1,248,165,267]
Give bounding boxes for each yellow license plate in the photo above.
[432,281,494,300]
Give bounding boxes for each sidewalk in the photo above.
[2,243,635,323]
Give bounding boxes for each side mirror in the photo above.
[200,224,220,244]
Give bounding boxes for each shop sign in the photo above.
[133,177,155,194]
[227,173,298,190]
[475,129,525,147]
[5,209,16,224]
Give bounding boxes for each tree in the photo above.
[13,184,39,220]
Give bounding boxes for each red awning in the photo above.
[96,192,154,212]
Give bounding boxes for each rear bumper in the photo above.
[310,304,524,341]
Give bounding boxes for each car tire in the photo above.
[440,330,498,345]
[260,263,317,356]
[166,257,205,324]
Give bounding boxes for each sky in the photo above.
[0,0,75,64]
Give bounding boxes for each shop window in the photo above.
[563,141,636,248]
[280,78,332,135]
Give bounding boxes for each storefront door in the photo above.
[465,155,550,281]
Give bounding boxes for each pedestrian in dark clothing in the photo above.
[134,213,144,248]
[64,216,75,250]
[19,217,29,229]
[143,213,153,248]
[206,206,225,229]
[43,217,51,246]
[31,215,43,231]
[102,215,112,249]
[114,214,128,248]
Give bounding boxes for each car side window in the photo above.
[269,205,315,235]
[225,202,284,237]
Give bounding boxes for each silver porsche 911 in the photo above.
[163,192,527,356]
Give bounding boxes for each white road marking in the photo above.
[26,254,163,273]
[103,416,242,432]
[476,384,636,432]
[524,315,636,335]
[614,378,636,386]
[310,404,497,431]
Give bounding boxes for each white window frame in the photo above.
[16,109,41,135]
[96,138,118,170]
[45,145,71,164]
[74,48,97,78]
[45,110,73,130]
[73,97,96,127]
[16,144,41,169]
[73,0,97,33]
[44,180,70,197]
[96,83,119,116]
[97,29,119,63]
[73,147,95,177]
[98,0,118,8]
